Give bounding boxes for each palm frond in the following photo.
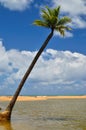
[53,6,60,17]
[33,20,49,28]
[55,25,72,31]
[41,9,50,20]
[57,16,71,25]
[59,29,65,36]
[45,6,53,16]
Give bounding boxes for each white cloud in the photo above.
[0,0,33,11]
[52,0,86,15]
[0,43,86,95]
[72,16,86,28]
[0,41,12,75]
[52,0,86,29]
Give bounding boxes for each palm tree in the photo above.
[0,6,71,121]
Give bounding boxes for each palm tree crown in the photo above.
[33,6,71,36]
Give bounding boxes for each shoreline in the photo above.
[0,95,86,101]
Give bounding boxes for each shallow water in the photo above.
[0,99,86,130]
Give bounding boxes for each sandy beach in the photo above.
[0,95,86,101]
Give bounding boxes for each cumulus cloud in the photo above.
[0,0,33,11]
[0,43,86,95]
[52,0,86,29]
[52,0,86,15]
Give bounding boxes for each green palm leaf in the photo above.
[52,6,60,17]
[45,6,53,16]
[33,20,50,28]
[57,16,71,26]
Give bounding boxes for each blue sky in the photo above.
[0,0,86,95]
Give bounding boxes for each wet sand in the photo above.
[0,95,86,101]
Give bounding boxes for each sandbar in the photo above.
[0,95,86,101]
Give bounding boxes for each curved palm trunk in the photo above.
[0,29,54,121]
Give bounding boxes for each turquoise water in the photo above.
[0,99,86,130]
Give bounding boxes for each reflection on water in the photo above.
[0,121,13,130]
[0,99,86,130]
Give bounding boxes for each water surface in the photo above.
[0,99,86,130]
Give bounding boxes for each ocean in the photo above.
[0,99,86,130]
